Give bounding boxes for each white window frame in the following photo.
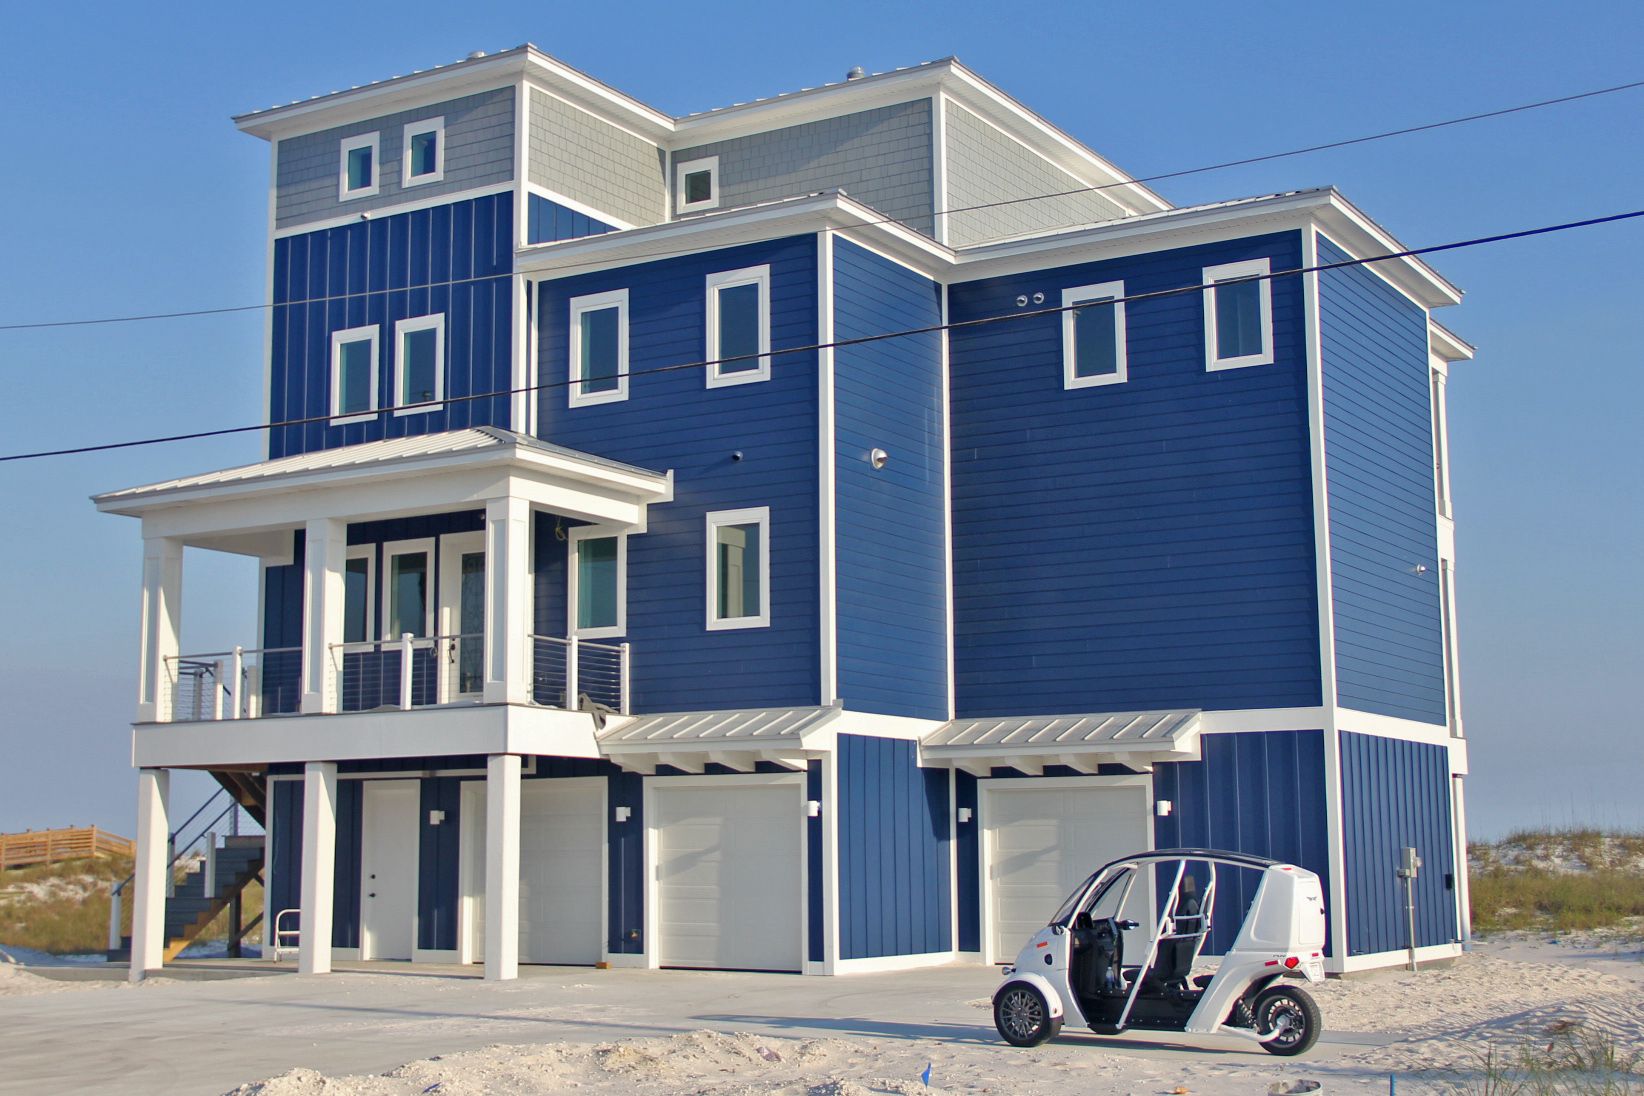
[329,324,380,424]
[567,527,627,640]
[401,117,446,188]
[705,506,771,631]
[675,155,720,213]
[382,538,436,641]
[343,545,377,645]
[393,313,446,416]
[1203,258,1275,370]
[1061,280,1128,389]
[338,132,381,201]
[567,288,630,408]
[704,265,771,389]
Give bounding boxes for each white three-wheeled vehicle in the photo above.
[992,849,1328,1055]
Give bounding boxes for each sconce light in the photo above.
[613,806,632,824]
[1155,800,1173,818]
[869,448,889,470]
[1412,563,1429,575]
[806,800,822,818]
[957,807,973,824]
[428,809,446,826]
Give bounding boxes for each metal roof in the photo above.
[923,710,1200,751]
[600,705,841,747]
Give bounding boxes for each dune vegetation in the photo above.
[1469,828,1644,934]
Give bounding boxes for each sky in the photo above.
[0,1,1639,841]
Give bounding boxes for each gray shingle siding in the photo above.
[674,99,934,235]
[528,89,667,227]
[275,88,515,231]
[944,102,1128,247]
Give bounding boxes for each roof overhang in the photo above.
[595,704,842,773]
[92,427,673,555]
[1430,320,1476,363]
[920,710,1203,775]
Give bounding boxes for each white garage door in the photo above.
[985,782,1150,962]
[519,778,604,965]
[653,783,802,972]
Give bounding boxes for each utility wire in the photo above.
[3,76,1642,333]
[6,206,1643,465]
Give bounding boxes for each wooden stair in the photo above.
[108,836,263,962]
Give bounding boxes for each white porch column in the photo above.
[129,768,170,981]
[136,537,183,723]
[484,753,521,981]
[298,761,337,975]
[484,496,532,705]
[301,518,347,714]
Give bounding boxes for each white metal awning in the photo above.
[597,704,841,773]
[921,710,1202,775]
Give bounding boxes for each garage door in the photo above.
[985,783,1149,962]
[653,782,802,972]
[519,778,604,965]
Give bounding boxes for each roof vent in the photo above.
[845,65,866,81]
[467,50,487,60]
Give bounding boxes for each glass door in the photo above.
[438,532,487,701]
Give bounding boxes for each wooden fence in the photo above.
[0,826,135,870]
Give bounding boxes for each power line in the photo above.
[3,76,1641,333]
[5,205,1642,465]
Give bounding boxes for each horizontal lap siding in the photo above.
[536,236,820,711]
[838,735,952,959]
[833,239,948,718]
[1319,235,1446,724]
[270,194,513,458]
[948,232,1320,716]
[1153,730,1331,955]
[1340,732,1457,954]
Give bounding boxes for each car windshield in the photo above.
[1049,871,1101,925]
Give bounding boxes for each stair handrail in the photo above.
[107,788,251,952]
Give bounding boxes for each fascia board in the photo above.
[668,65,950,147]
[1429,321,1476,362]
[1313,194,1463,308]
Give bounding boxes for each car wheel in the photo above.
[1254,985,1322,1056]
[994,983,1061,1047]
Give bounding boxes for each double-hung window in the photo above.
[705,507,770,630]
[1203,258,1274,370]
[343,547,376,645]
[394,314,445,415]
[339,133,380,200]
[401,117,445,187]
[384,540,434,640]
[568,289,629,407]
[705,265,771,388]
[675,156,719,213]
[329,325,379,424]
[1061,281,1128,389]
[569,528,626,639]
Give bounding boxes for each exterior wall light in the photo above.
[806,800,822,818]
[613,806,632,823]
[1155,799,1173,817]
[957,806,973,824]
[869,448,888,470]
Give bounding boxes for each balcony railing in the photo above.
[330,633,484,712]
[532,635,629,714]
[161,647,302,722]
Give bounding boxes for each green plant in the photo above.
[1434,1025,1642,1095]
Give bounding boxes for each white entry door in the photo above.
[983,781,1150,963]
[519,778,605,964]
[360,780,420,960]
[652,782,802,972]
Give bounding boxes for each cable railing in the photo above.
[531,634,629,714]
[107,787,251,953]
[330,632,485,712]
[160,646,301,722]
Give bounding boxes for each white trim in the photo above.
[393,313,446,415]
[940,284,956,719]
[831,710,940,741]
[276,182,516,238]
[381,537,436,640]
[512,268,532,434]
[674,155,720,214]
[567,288,629,407]
[822,749,840,971]
[817,232,837,705]
[344,544,377,645]
[705,506,771,631]
[831,950,960,975]
[1431,367,1453,519]
[704,265,772,387]
[359,778,422,961]
[524,182,639,232]
[514,79,531,252]
[328,324,380,425]
[568,526,627,639]
[338,132,381,201]
[931,93,950,246]
[1061,280,1128,389]
[1336,709,1452,747]
[1204,258,1275,370]
[438,530,487,701]
[1338,942,1462,973]
[1196,707,1328,735]
[263,143,277,444]
[400,116,446,188]
[1440,557,1463,737]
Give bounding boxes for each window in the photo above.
[1061,281,1128,389]
[567,289,629,407]
[343,547,375,645]
[1203,258,1274,370]
[329,325,379,423]
[705,507,770,630]
[569,528,626,639]
[384,541,434,639]
[675,155,719,213]
[401,117,445,187]
[339,133,380,201]
[705,266,771,388]
[394,314,445,415]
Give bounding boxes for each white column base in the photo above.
[129,768,170,982]
[298,761,338,975]
[484,754,521,981]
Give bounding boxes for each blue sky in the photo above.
[0,1,1639,840]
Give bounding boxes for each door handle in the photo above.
[368,892,377,899]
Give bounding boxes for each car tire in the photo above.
[994,983,1061,1047]
[1254,984,1322,1056]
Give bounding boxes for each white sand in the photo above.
[0,960,173,997]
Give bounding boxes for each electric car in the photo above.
[991,849,1327,1056]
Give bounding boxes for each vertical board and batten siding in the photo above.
[1153,730,1332,956]
[269,193,514,458]
[807,760,825,964]
[275,88,515,231]
[943,103,1129,248]
[1339,731,1458,954]
[535,236,821,711]
[260,530,305,713]
[1318,234,1447,725]
[417,777,462,951]
[674,101,935,236]
[837,735,952,959]
[527,194,617,244]
[832,238,948,719]
[266,778,363,948]
[955,771,981,953]
[528,88,667,228]
[947,232,1321,716]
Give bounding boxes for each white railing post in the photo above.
[399,633,415,710]
[230,647,244,720]
[567,636,580,710]
[108,888,123,952]
[211,660,225,720]
[203,832,217,899]
[620,642,631,715]
[165,836,176,900]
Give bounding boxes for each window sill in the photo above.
[1207,352,1275,372]
[705,616,770,631]
[393,405,442,418]
[330,412,379,426]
